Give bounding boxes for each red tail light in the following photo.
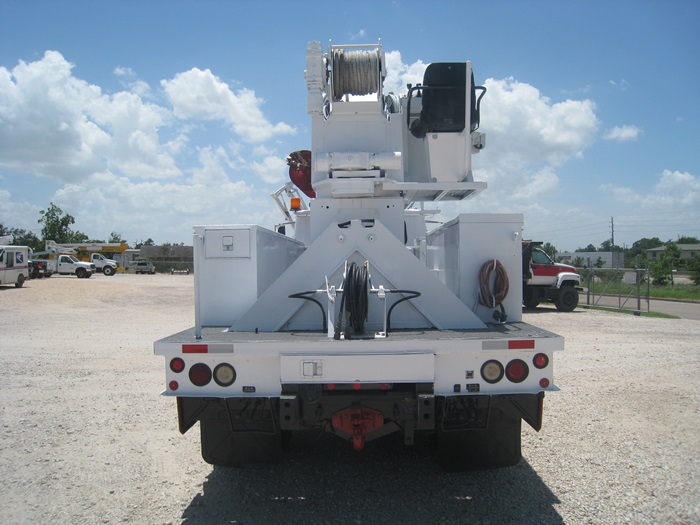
[170,358,185,373]
[506,359,529,383]
[189,363,212,387]
[533,353,549,369]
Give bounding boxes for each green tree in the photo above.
[675,236,699,244]
[687,254,700,285]
[134,238,154,249]
[625,237,663,267]
[108,231,126,244]
[542,242,557,259]
[38,203,75,243]
[599,239,622,252]
[38,203,88,244]
[650,243,681,285]
[576,244,597,252]
[12,229,42,251]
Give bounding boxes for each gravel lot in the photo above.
[1,274,698,524]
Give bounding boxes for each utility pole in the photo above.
[610,216,615,249]
[610,216,617,267]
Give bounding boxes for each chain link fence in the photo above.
[578,262,650,315]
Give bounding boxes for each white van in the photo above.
[0,245,30,288]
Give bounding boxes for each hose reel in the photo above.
[478,259,510,323]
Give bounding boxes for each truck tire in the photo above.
[437,409,522,471]
[102,265,115,276]
[15,274,25,288]
[523,297,540,309]
[555,285,579,312]
[76,268,87,279]
[200,419,284,467]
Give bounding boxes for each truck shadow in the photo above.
[180,432,563,525]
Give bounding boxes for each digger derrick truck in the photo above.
[154,40,564,472]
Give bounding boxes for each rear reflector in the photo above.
[182,343,234,354]
[182,344,207,354]
[482,339,535,350]
[508,340,535,350]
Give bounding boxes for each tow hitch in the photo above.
[331,405,384,451]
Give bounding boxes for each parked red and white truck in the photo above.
[522,241,581,311]
[155,40,564,471]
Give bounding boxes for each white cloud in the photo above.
[161,68,295,143]
[603,125,643,142]
[0,51,179,182]
[383,50,426,95]
[600,169,699,209]
[251,156,288,185]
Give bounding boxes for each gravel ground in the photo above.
[1,274,698,524]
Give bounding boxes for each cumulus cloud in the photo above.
[600,169,699,209]
[481,77,598,165]
[0,47,607,245]
[161,68,295,142]
[383,50,426,95]
[603,125,643,142]
[0,51,179,182]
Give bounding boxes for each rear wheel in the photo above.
[555,285,579,312]
[523,297,540,309]
[15,274,25,288]
[437,409,522,471]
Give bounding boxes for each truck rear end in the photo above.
[154,40,563,471]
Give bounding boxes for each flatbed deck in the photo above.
[155,322,563,356]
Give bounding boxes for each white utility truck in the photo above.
[44,241,121,276]
[44,253,96,278]
[88,253,118,275]
[0,245,30,287]
[155,40,563,471]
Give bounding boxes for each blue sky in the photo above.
[1,0,698,252]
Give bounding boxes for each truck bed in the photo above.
[155,322,563,354]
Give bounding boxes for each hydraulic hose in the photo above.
[478,259,509,323]
[335,262,369,338]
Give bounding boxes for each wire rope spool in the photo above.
[331,49,380,100]
[478,259,509,310]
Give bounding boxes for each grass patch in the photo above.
[580,304,679,319]
[584,282,700,301]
